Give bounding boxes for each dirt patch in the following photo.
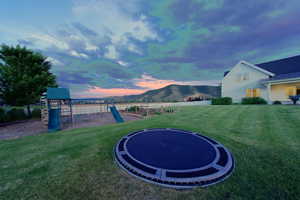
[0,112,142,141]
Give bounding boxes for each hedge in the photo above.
[0,107,42,123]
[212,97,232,105]
[241,97,267,105]
[32,108,41,118]
[6,108,28,121]
[126,106,140,112]
[273,101,282,105]
[0,107,7,123]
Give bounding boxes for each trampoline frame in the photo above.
[114,128,235,189]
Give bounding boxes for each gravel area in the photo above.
[0,112,142,140]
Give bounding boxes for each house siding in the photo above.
[222,62,270,103]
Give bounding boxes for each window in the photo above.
[253,89,261,97]
[246,88,261,97]
[246,89,252,97]
[236,74,242,82]
[243,73,250,81]
[237,73,250,82]
[286,86,297,97]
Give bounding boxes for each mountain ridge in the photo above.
[104,84,221,102]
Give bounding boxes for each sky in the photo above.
[1,0,300,97]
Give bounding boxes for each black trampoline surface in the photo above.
[114,128,234,189]
[126,130,216,170]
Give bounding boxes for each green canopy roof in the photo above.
[47,88,70,100]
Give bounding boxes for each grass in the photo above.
[0,105,299,200]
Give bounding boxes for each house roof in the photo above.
[241,61,275,76]
[224,71,230,77]
[47,88,70,100]
[256,55,300,75]
[263,72,300,83]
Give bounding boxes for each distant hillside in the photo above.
[105,84,221,103]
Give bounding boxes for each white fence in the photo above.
[115,101,211,110]
[66,101,211,115]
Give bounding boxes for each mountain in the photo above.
[105,84,221,103]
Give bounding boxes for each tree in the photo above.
[0,45,57,116]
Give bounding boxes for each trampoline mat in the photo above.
[126,130,216,170]
[114,128,234,189]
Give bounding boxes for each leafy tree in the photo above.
[0,45,57,116]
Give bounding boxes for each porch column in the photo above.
[267,83,272,104]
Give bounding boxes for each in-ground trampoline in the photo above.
[114,128,234,189]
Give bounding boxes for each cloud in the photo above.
[69,50,89,58]
[117,60,129,67]
[72,22,98,37]
[29,33,69,50]
[3,0,300,98]
[46,57,63,66]
[151,56,199,63]
[104,45,118,59]
[8,0,159,62]
[72,0,159,59]
[133,75,181,90]
[133,75,219,90]
[86,86,147,97]
[57,71,93,88]
[144,0,300,73]
[17,39,34,46]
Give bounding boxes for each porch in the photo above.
[264,77,300,103]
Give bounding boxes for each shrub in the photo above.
[164,107,175,113]
[241,97,267,105]
[212,97,232,105]
[6,108,28,121]
[273,101,282,105]
[289,96,299,105]
[0,107,7,123]
[31,108,41,118]
[126,106,140,112]
[142,112,147,117]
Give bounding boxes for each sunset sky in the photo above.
[1,0,300,97]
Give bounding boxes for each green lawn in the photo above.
[0,105,299,200]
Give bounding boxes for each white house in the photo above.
[222,55,300,103]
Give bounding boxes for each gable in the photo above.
[256,55,300,75]
[223,61,273,81]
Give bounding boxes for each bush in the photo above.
[126,106,140,112]
[0,107,7,123]
[6,108,28,121]
[241,97,267,105]
[32,108,41,118]
[289,96,299,105]
[273,101,282,105]
[163,107,175,113]
[212,97,232,105]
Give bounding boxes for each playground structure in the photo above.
[41,88,124,132]
[41,88,73,131]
